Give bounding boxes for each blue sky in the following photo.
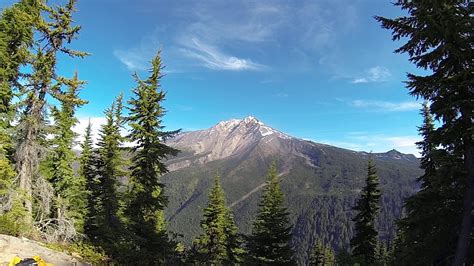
[2,0,425,155]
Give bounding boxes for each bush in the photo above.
[45,242,108,265]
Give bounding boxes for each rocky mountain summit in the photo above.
[167,116,416,171]
[167,116,291,170]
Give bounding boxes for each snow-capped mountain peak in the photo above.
[242,116,262,125]
[213,116,289,138]
[166,116,293,169]
[166,116,418,172]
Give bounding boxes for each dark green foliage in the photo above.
[0,0,36,167]
[192,174,244,264]
[374,242,389,266]
[81,121,97,238]
[376,2,473,265]
[163,144,421,264]
[122,52,180,264]
[309,239,335,266]
[351,158,381,265]
[48,73,87,232]
[0,0,37,233]
[335,249,353,266]
[14,0,88,228]
[87,95,127,255]
[246,163,295,264]
[394,103,464,264]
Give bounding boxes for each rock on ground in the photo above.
[0,234,90,266]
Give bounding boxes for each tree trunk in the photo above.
[15,94,46,226]
[453,140,474,266]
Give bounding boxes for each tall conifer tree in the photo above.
[48,73,87,232]
[376,2,473,264]
[0,0,36,167]
[91,95,126,254]
[395,103,464,264]
[14,0,88,228]
[0,5,31,227]
[192,174,244,264]
[350,158,381,265]
[0,0,38,230]
[123,51,180,264]
[247,163,295,264]
[80,120,97,237]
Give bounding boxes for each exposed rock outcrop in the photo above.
[0,234,89,266]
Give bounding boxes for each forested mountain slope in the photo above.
[162,116,421,263]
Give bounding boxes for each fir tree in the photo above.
[247,162,295,264]
[81,121,97,238]
[309,239,335,266]
[335,249,353,266]
[350,158,381,265]
[0,0,38,232]
[14,0,88,228]
[192,174,244,264]
[395,103,464,264]
[90,95,126,254]
[0,0,36,166]
[48,73,87,232]
[123,51,180,264]
[376,2,473,265]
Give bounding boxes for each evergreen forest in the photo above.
[0,0,472,265]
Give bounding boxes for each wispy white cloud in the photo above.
[112,27,170,72]
[319,140,363,150]
[352,66,392,83]
[180,38,265,71]
[321,134,421,156]
[114,1,360,73]
[184,2,284,44]
[350,100,421,112]
[352,78,368,84]
[114,49,148,71]
[73,117,108,148]
[386,136,420,148]
[351,134,420,156]
[275,93,289,98]
[74,117,136,149]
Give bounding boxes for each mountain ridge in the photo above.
[166,116,417,172]
[162,116,422,263]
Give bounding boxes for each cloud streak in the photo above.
[180,38,265,71]
[73,117,108,148]
[74,117,136,149]
[113,1,361,73]
[321,134,421,156]
[114,49,148,71]
[350,100,420,112]
[352,66,391,83]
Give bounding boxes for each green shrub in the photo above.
[45,242,108,265]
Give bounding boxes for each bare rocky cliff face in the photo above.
[166,116,294,171]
